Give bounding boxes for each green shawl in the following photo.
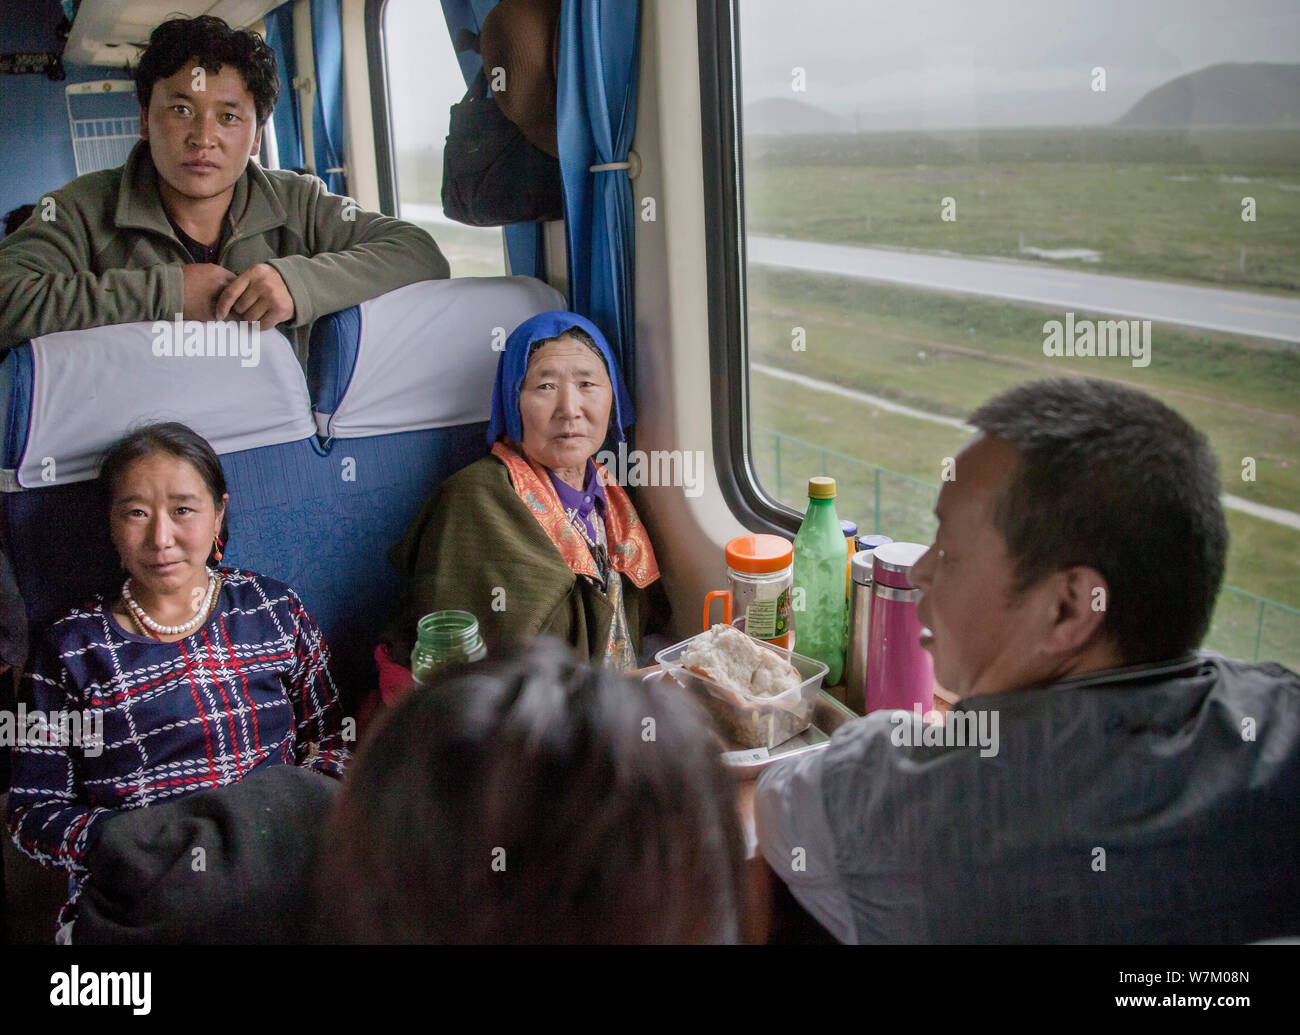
[389,454,663,664]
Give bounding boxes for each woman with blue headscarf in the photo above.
[387,312,664,673]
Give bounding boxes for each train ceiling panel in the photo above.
[64,0,285,67]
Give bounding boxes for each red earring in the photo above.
[213,534,224,564]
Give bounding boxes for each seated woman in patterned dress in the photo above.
[6,421,348,937]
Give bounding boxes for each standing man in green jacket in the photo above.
[0,14,449,364]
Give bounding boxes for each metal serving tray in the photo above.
[646,670,859,779]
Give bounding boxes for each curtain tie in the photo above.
[588,151,642,178]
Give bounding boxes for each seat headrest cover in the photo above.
[11,321,315,489]
[308,303,361,421]
[316,276,566,441]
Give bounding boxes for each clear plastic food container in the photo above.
[655,630,829,750]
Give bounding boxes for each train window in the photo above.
[256,113,277,168]
[380,0,506,276]
[720,0,1300,666]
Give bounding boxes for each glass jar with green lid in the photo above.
[411,610,488,687]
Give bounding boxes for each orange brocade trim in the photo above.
[491,441,660,589]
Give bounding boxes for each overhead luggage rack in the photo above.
[65,79,138,175]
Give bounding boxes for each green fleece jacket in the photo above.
[389,454,667,665]
[0,141,449,363]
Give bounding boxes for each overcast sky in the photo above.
[738,0,1300,128]
[381,0,1300,145]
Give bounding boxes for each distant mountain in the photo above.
[744,97,850,135]
[1117,63,1300,127]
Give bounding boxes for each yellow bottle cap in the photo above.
[808,476,836,499]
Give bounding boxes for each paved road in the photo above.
[406,206,1299,343]
[748,236,1300,345]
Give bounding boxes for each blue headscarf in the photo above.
[487,311,634,448]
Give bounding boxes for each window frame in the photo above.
[697,0,799,537]
[256,111,278,168]
[364,0,400,216]
[365,0,509,271]
[369,0,799,531]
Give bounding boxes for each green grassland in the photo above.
[749,371,1300,669]
[743,128,1300,293]
[741,126,1298,662]
[747,269,1300,512]
[745,269,1300,622]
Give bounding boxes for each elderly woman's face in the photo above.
[518,336,613,480]
[110,452,227,601]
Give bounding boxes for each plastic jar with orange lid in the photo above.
[703,534,795,649]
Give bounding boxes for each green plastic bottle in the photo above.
[793,476,848,684]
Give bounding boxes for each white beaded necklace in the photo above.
[122,568,220,637]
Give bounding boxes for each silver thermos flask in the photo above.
[846,534,892,714]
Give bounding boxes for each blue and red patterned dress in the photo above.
[6,569,349,924]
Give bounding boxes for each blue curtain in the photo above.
[440,0,499,78]
[557,0,641,398]
[310,0,347,195]
[264,3,303,171]
[438,0,545,280]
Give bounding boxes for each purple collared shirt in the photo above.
[547,461,607,550]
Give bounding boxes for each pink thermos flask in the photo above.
[864,542,934,714]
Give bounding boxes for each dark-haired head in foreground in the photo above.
[316,639,745,943]
[910,377,1228,697]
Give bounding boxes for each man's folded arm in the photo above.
[267,179,452,329]
[0,216,183,352]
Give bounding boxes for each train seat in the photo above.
[0,319,316,629]
[0,321,317,943]
[0,274,563,709]
[302,275,564,695]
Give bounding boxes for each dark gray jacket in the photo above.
[759,653,1300,943]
